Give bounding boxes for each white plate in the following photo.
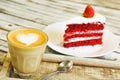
[44,22,119,57]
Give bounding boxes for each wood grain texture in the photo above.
[0,0,119,80]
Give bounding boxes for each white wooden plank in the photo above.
[0,1,51,25]
[0,46,8,52]
[9,0,75,18]
[65,0,120,9]
[0,0,120,24]
[0,40,7,52]
[0,30,8,41]
[25,0,120,24]
[0,40,7,47]
[0,13,45,30]
[0,0,72,24]
[0,20,23,31]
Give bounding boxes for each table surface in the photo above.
[0,0,120,80]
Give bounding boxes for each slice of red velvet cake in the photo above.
[63,5,105,48]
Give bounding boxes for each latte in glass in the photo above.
[7,28,48,77]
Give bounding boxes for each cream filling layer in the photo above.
[65,30,103,36]
[64,36,102,43]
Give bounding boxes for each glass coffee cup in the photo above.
[7,28,48,78]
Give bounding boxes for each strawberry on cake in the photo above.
[63,5,105,49]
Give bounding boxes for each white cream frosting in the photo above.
[16,33,39,45]
[64,36,102,43]
[66,13,105,24]
[65,30,103,36]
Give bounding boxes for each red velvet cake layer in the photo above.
[65,22,104,33]
[64,33,103,41]
[63,22,104,48]
[64,38,102,48]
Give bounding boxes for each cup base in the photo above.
[14,69,32,79]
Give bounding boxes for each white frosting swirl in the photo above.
[66,13,105,24]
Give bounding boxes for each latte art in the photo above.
[16,33,39,46]
[8,28,47,47]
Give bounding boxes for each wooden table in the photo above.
[0,0,120,80]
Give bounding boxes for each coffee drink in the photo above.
[7,28,47,77]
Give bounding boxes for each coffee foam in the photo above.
[16,33,39,46]
[8,28,47,47]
